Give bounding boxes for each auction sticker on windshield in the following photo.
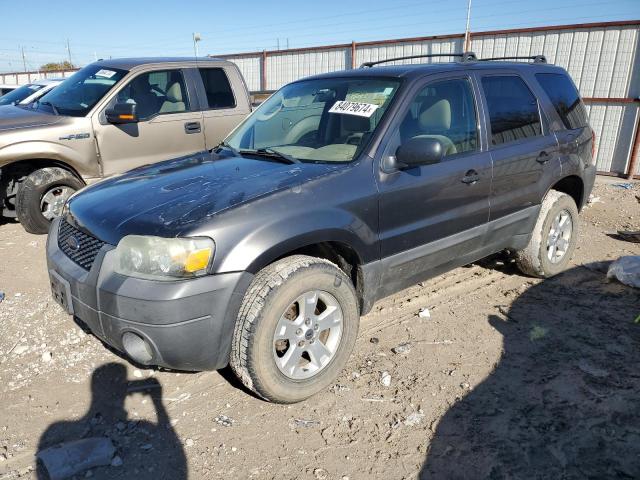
[329,101,379,118]
[95,69,117,79]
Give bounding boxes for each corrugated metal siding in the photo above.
[0,69,77,84]
[266,49,347,90]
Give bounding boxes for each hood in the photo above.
[0,105,63,132]
[68,151,341,245]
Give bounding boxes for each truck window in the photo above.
[481,75,542,146]
[198,68,235,109]
[115,70,189,121]
[398,78,478,157]
[535,73,588,130]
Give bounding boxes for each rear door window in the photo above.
[481,75,542,146]
[198,68,235,109]
[535,73,588,130]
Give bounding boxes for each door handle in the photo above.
[184,121,201,134]
[536,151,550,164]
[461,170,480,185]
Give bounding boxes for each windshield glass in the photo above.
[35,64,127,117]
[226,77,401,163]
[0,84,45,106]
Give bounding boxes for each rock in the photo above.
[392,342,412,355]
[185,438,194,447]
[460,382,471,390]
[403,411,425,427]
[133,369,143,378]
[418,308,431,318]
[214,415,235,427]
[37,437,116,480]
[380,371,392,387]
[13,345,29,355]
[369,337,379,344]
[140,443,153,451]
[0,292,4,303]
[314,468,328,480]
[110,455,123,467]
[14,292,21,297]
[41,351,53,363]
[85,470,93,477]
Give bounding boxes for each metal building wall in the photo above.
[0,69,77,84]
[217,20,640,178]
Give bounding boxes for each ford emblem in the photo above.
[66,235,80,251]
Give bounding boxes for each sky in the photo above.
[0,0,638,73]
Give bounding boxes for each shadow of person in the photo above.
[420,265,640,479]
[36,362,187,479]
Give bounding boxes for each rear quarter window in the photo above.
[535,73,588,130]
[199,68,235,109]
[481,75,542,146]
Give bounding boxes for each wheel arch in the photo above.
[549,175,584,210]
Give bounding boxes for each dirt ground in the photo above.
[0,178,638,480]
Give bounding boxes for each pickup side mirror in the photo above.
[105,103,138,124]
[395,136,444,169]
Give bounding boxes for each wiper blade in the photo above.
[39,100,59,115]
[239,148,300,164]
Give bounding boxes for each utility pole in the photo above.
[277,38,280,51]
[464,0,472,52]
[21,46,27,72]
[66,38,72,66]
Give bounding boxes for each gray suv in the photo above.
[0,58,250,233]
[47,53,596,403]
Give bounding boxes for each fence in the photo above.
[0,68,78,85]
[215,20,640,179]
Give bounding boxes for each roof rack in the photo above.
[479,55,548,64]
[360,51,477,68]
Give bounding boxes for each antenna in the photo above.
[192,32,201,58]
[464,0,472,51]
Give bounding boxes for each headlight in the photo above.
[114,236,214,281]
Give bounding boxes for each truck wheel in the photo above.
[230,255,359,403]
[16,167,84,234]
[515,190,579,278]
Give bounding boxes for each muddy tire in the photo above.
[15,167,83,234]
[230,255,359,403]
[515,190,579,278]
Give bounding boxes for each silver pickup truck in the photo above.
[0,57,251,233]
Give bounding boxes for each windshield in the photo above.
[226,77,401,163]
[0,84,45,106]
[35,64,127,117]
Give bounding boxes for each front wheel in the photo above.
[230,255,359,403]
[16,167,84,234]
[515,190,579,278]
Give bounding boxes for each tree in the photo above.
[39,61,75,71]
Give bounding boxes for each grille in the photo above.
[58,219,106,270]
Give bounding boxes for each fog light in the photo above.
[122,332,153,364]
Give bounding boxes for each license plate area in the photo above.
[50,270,74,314]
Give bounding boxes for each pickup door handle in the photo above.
[184,121,201,134]
[461,170,480,185]
[536,151,550,164]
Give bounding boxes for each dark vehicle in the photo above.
[47,53,596,403]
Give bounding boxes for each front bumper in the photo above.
[46,218,252,371]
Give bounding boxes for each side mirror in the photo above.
[395,137,444,169]
[105,102,138,124]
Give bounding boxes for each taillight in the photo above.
[591,129,596,163]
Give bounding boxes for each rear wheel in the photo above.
[16,167,83,234]
[230,255,359,403]
[515,190,579,278]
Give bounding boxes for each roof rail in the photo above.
[479,55,548,64]
[360,51,477,68]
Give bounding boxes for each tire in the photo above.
[515,190,579,278]
[16,167,84,234]
[230,255,359,403]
